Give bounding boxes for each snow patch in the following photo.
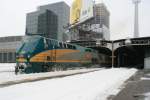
[146,74,150,77]
[0,63,15,72]
[142,92,150,100]
[141,77,150,80]
[0,68,137,100]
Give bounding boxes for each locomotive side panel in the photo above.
[16,36,101,74]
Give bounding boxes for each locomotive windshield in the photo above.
[17,36,41,54]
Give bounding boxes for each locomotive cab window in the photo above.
[55,41,59,48]
[64,43,67,48]
[47,40,50,46]
[85,49,92,52]
[68,44,73,49]
[50,40,53,45]
[59,42,63,48]
[72,46,76,50]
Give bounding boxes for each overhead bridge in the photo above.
[70,37,150,69]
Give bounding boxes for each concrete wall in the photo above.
[0,51,16,63]
[0,36,23,63]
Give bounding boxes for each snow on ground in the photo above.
[141,77,150,80]
[0,63,16,81]
[0,68,137,100]
[0,68,101,84]
[0,63,15,72]
[144,92,150,100]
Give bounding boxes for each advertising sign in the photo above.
[70,0,94,25]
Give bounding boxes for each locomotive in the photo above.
[15,36,100,74]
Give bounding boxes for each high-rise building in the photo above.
[93,3,110,28]
[26,9,58,39]
[89,3,110,40]
[26,2,70,41]
[90,3,110,40]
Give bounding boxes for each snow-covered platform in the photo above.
[0,66,101,87]
[0,63,15,72]
[0,68,137,100]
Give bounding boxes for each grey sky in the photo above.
[0,0,149,40]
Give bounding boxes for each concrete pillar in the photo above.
[0,53,1,63]
[144,48,150,69]
[1,53,4,63]
[3,53,6,63]
[117,54,120,67]
[13,52,16,62]
[6,52,9,63]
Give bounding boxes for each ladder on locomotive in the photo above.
[44,38,56,65]
[50,40,57,65]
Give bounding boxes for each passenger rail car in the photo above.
[16,36,100,74]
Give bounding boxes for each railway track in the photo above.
[0,68,103,88]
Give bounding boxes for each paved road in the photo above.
[111,70,150,100]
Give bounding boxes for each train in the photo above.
[15,35,105,74]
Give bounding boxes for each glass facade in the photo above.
[0,52,16,63]
[26,9,58,39]
[26,2,70,41]
[38,10,58,39]
[93,3,110,28]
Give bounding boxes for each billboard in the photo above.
[70,0,94,25]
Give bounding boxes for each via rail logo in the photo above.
[85,53,92,60]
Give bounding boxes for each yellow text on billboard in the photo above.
[70,0,82,24]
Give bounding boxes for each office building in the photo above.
[93,3,110,28]
[26,9,58,39]
[90,3,110,40]
[0,36,23,63]
[26,2,70,41]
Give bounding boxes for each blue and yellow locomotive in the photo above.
[15,36,99,74]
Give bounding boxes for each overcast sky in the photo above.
[0,0,149,40]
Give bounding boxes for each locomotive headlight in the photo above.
[16,55,19,58]
[19,63,27,69]
[27,54,30,58]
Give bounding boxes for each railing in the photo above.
[118,39,150,47]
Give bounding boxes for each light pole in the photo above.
[112,41,114,68]
[133,0,141,38]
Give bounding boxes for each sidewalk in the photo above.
[112,70,150,100]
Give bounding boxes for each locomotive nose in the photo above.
[15,63,27,74]
[16,53,31,62]
[19,63,27,69]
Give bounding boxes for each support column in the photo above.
[6,52,9,63]
[112,41,114,68]
[1,53,4,63]
[13,52,16,63]
[117,54,120,67]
